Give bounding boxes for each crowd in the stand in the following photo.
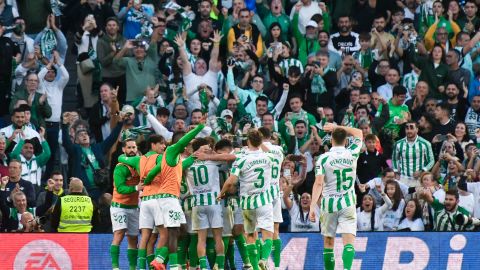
[1,0,480,233]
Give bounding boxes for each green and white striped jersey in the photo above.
[315,137,362,213]
[231,149,274,210]
[392,136,434,177]
[263,142,284,200]
[186,160,222,206]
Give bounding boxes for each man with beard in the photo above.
[97,17,128,104]
[370,13,395,60]
[0,107,41,144]
[110,139,142,270]
[421,188,473,231]
[192,0,220,31]
[417,114,435,142]
[446,49,470,89]
[443,83,468,122]
[432,103,456,138]
[392,121,435,187]
[278,95,317,145]
[328,15,360,56]
[227,8,264,58]
[318,30,342,71]
[464,95,480,139]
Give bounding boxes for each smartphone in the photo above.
[438,135,447,141]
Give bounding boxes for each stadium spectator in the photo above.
[1,159,36,208]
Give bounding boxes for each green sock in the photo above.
[273,239,281,267]
[342,244,355,270]
[323,248,335,270]
[189,234,199,267]
[138,249,147,270]
[206,237,216,267]
[199,256,208,270]
[235,234,250,265]
[146,254,154,270]
[227,241,236,268]
[247,244,259,270]
[127,249,138,270]
[261,239,273,262]
[177,236,190,268]
[155,246,169,263]
[169,253,178,267]
[255,239,262,262]
[110,245,120,268]
[216,254,225,269]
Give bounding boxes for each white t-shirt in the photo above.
[381,199,406,231]
[289,200,320,232]
[397,218,425,231]
[357,209,382,231]
[184,70,219,110]
[466,182,480,218]
[366,178,409,206]
[459,193,475,215]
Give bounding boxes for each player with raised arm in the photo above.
[144,114,207,270]
[218,129,274,270]
[258,127,284,270]
[310,123,363,270]
[186,138,226,270]
[110,138,142,270]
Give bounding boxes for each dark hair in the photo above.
[430,43,446,62]
[295,120,307,127]
[384,180,404,211]
[311,13,323,23]
[17,104,31,112]
[172,131,186,144]
[289,93,303,102]
[359,32,371,41]
[239,8,250,15]
[354,104,368,113]
[247,129,263,147]
[262,112,274,120]
[258,127,271,139]
[288,66,301,77]
[382,167,395,176]
[214,139,233,151]
[105,16,120,26]
[436,102,451,115]
[12,107,25,115]
[192,137,210,152]
[373,12,387,21]
[191,108,203,115]
[365,134,377,142]
[318,30,330,38]
[400,199,423,224]
[51,170,63,177]
[156,107,170,117]
[332,127,347,145]
[360,194,377,231]
[121,138,136,147]
[446,188,459,200]
[148,134,165,148]
[255,95,269,104]
[392,85,407,96]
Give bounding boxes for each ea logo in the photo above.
[14,240,72,270]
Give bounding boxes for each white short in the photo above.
[110,207,139,236]
[156,197,186,228]
[320,206,357,237]
[233,203,244,225]
[192,204,223,231]
[272,197,283,223]
[222,204,234,237]
[242,204,274,234]
[139,199,161,230]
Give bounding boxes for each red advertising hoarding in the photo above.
[0,234,88,270]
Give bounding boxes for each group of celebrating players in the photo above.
[109,113,362,270]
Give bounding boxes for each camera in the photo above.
[227,57,236,66]
[455,214,480,226]
[132,39,147,47]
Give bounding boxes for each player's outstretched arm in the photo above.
[323,123,363,141]
[117,155,141,172]
[309,175,324,222]
[194,151,236,162]
[217,174,238,200]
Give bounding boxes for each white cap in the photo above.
[221,109,234,118]
[306,20,318,29]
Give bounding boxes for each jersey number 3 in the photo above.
[333,168,353,192]
[254,168,265,188]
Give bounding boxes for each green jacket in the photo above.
[256,3,291,42]
[409,44,449,99]
[10,139,51,167]
[292,12,320,66]
[216,97,248,122]
[10,89,52,128]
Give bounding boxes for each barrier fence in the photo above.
[0,232,478,269]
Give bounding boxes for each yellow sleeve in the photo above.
[255,34,264,58]
[227,28,235,55]
[450,21,461,47]
[424,22,437,51]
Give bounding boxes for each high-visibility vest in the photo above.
[58,195,93,232]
